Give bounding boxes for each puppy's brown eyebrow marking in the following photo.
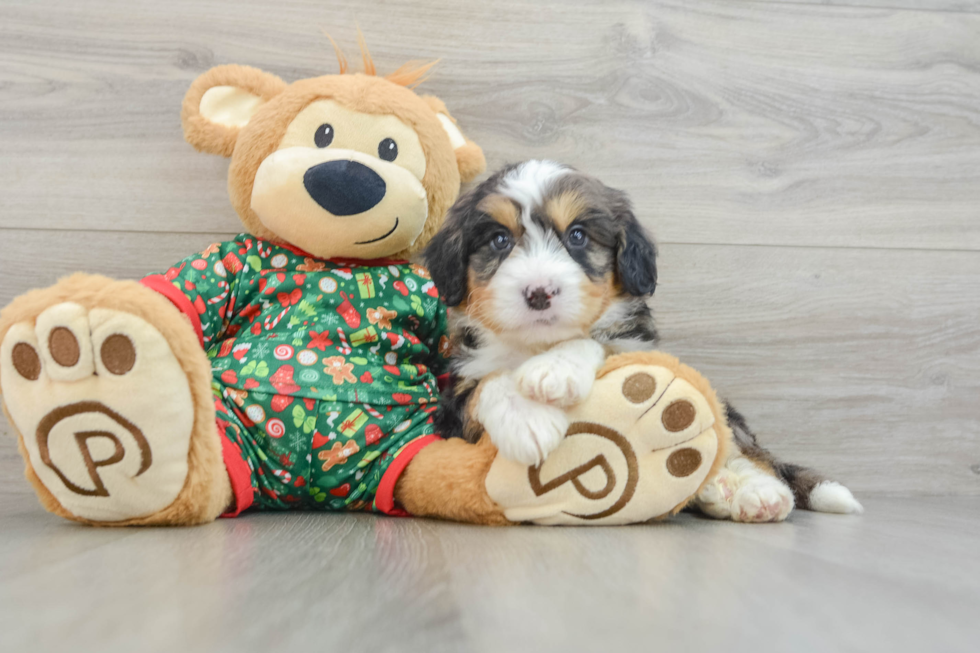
[477,194,521,233]
[545,191,588,231]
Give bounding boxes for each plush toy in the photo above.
[0,44,731,526]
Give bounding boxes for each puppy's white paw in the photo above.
[695,467,739,519]
[695,456,795,523]
[477,374,568,466]
[515,339,604,407]
[731,476,795,523]
[515,356,593,407]
[809,481,864,514]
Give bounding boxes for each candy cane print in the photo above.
[264,306,289,331]
[361,404,383,419]
[207,280,229,305]
[335,328,352,355]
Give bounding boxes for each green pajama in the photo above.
[142,234,450,514]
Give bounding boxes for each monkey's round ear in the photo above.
[421,96,486,184]
[182,65,287,157]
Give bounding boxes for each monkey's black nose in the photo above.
[303,160,386,216]
[524,287,555,311]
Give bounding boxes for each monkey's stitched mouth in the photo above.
[355,217,399,245]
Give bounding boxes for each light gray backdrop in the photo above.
[1,0,978,498]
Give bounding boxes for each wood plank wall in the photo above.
[1,0,978,497]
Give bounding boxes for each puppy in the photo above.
[424,160,863,520]
[423,160,656,466]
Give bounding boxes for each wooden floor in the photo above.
[0,495,977,652]
[1,1,978,651]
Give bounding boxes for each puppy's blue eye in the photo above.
[567,227,588,248]
[490,232,512,252]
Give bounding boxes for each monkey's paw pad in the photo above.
[485,362,720,525]
[0,303,194,522]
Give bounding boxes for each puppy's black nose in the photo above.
[303,160,386,216]
[524,287,554,311]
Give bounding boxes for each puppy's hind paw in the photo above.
[731,477,794,523]
[695,467,739,520]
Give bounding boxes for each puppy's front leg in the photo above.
[475,374,568,466]
[515,339,606,407]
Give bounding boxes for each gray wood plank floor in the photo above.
[1,495,978,653]
[1,2,979,651]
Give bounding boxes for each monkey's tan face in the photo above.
[251,100,429,259]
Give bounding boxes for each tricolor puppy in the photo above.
[424,160,659,465]
[424,160,864,522]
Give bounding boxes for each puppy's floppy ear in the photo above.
[423,197,472,306]
[421,96,486,184]
[610,190,658,296]
[182,65,287,157]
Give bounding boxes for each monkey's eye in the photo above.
[314,124,334,148]
[490,232,512,253]
[379,138,398,161]
[566,226,589,248]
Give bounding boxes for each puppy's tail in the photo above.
[726,404,864,514]
[773,461,864,514]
